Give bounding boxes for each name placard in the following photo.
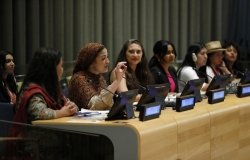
[237,84,250,98]
[139,102,162,121]
[176,95,195,112]
[207,88,225,104]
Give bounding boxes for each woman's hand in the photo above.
[115,61,127,82]
[56,100,78,118]
[64,100,78,114]
[218,61,231,75]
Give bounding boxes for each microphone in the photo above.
[122,76,148,92]
[87,79,119,98]
[234,69,246,77]
[192,67,213,80]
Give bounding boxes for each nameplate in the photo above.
[237,84,250,98]
[176,95,195,112]
[139,102,161,121]
[207,88,225,104]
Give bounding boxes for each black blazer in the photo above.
[150,64,179,92]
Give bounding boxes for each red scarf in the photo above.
[6,84,66,157]
[14,84,66,124]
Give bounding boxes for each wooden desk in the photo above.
[33,94,250,160]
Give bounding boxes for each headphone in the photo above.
[192,53,197,62]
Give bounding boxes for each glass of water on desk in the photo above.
[226,82,238,94]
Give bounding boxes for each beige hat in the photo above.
[205,41,226,54]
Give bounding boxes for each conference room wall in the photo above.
[0,0,249,75]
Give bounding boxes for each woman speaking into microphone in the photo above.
[68,43,126,110]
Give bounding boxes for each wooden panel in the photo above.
[209,105,239,160]
[133,112,178,160]
[139,119,177,160]
[175,108,211,160]
[239,101,250,160]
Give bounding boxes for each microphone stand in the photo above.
[87,79,119,98]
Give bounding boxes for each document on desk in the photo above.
[73,109,109,121]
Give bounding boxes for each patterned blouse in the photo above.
[14,83,65,124]
[27,94,56,121]
[68,71,113,110]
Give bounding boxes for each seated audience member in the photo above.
[199,41,231,83]
[148,40,178,93]
[14,48,78,124]
[223,41,246,78]
[177,42,208,92]
[0,50,17,104]
[109,39,154,101]
[68,42,126,110]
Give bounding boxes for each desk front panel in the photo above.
[33,94,250,160]
[134,113,177,160]
[239,98,250,160]
[173,107,211,160]
[208,103,239,160]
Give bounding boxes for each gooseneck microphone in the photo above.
[234,69,248,77]
[122,76,148,92]
[87,79,119,98]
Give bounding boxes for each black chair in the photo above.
[0,103,14,121]
[0,103,14,137]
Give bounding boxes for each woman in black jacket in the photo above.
[149,40,179,93]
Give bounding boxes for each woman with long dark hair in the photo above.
[0,50,17,104]
[177,42,208,92]
[14,48,78,124]
[223,41,246,78]
[149,40,178,93]
[110,39,154,101]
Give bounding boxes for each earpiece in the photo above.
[192,53,197,62]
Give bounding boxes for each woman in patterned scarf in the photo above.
[14,47,78,124]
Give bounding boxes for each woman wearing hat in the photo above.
[68,42,126,110]
[199,41,231,83]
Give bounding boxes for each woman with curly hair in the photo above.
[223,41,246,78]
[68,42,126,110]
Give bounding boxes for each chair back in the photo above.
[0,103,14,121]
[0,103,14,137]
